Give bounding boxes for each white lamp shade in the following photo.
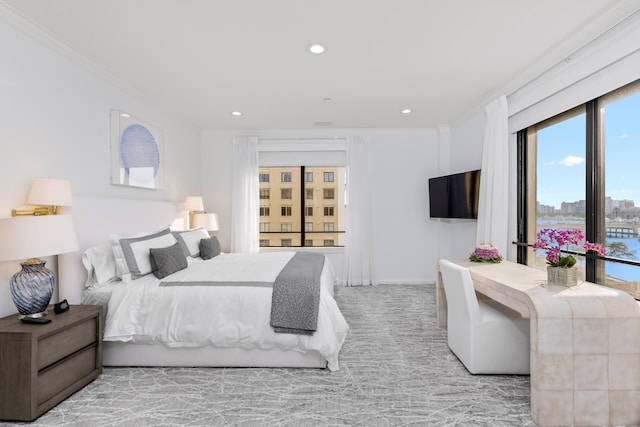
[0,215,79,261]
[27,178,73,206]
[184,196,204,211]
[192,213,219,231]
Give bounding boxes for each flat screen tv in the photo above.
[428,170,481,219]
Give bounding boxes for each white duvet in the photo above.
[103,252,349,370]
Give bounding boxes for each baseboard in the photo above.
[374,280,435,286]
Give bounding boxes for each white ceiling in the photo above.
[1,0,638,130]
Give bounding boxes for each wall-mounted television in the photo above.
[428,169,481,219]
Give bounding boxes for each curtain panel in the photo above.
[344,136,377,286]
[476,96,510,258]
[231,137,259,253]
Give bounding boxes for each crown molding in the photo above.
[0,2,146,102]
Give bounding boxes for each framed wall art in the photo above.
[110,110,164,189]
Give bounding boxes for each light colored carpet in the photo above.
[3,284,533,426]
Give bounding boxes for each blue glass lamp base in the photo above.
[10,259,55,318]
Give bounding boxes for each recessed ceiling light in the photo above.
[323,97,333,103]
[120,112,130,118]
[401,109,412,114]
[307,43,326,54]
[231,111,242,116]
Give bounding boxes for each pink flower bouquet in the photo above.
[532,228,605,268]
[469,243,503,263]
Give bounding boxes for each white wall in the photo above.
[0,20,202,317]
[369,133,439,284]
[201,129,441,285]
[444,111,485,261]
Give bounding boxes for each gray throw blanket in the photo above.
[270,251,325,335]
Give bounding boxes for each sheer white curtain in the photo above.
[476,95,509,257]
[231,137,259,253]
[344,136,377,286]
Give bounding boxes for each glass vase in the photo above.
[10,259,55,317]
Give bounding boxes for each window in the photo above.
[259,166,345,247]
[601,83,640,299]
[519,79,640,299]
[281,172,292,182]
[323,223,334,232]
[528,107,586,272]
[324,171,334,182]
[324,239,334,247]
[260,188,270,199]
[259,223,270,232]
[281,239,292,247]
[323,188,334,199]
[260,239,269,247]
[281,188,292,199]
[260,207,270,216]
[259,173,270,183]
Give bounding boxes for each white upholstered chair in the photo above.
[439,259,530,374]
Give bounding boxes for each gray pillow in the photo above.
[149,242,188,279]
[200,236,221,260]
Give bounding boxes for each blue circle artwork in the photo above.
[120,124,160,180]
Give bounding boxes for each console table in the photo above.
[436,260,640,427]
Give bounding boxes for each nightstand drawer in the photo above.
[38,316,97,370]
[37,344,98,405]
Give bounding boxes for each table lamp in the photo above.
[192,213,219,234]
[0,215,79,318]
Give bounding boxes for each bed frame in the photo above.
[58,196,327,368]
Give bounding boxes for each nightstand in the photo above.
[0,304,103,421]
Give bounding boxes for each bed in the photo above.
[58,197,348,370]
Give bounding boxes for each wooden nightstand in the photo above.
[0,304,103,421]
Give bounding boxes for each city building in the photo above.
[258,167,345,247]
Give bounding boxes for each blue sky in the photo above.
[537,91,640,209]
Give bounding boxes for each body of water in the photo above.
[604,236,640,281]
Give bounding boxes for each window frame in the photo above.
[518,79,640,298]
[281,188,292,199]
[324,171,334,182]
[258,165,345,248]
[281,206,292,216]
[281,172,292,182]
[323,188,335,199]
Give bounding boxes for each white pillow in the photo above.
[172,228,210,258]
[81,243,117,288]
[119,231,177,279]
[109,227,174,280]
[111,243,130,281]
